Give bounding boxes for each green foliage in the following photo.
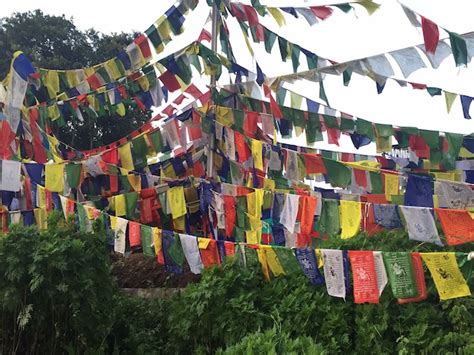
[216,328,326,355]
[0,214,115,353]
[0,223,472,354]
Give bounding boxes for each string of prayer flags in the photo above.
[421,253,471,301]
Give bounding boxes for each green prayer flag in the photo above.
[319,80,329,106]
[427,87,442,96]
[306,112,323,144]
[375,123,393,138]
[356,119,375,140]
[276,87,287,106]
[444,91,457,113]
[323,158,351,188]
[243,246,260,269]
[442,132,464,170]
[306,52,319,70]
[290,44,301,73]
[149,130,166,153]
[278,36,289,62]
[77,203,87,233]
[232,109,245,132]
[145,25,163,53]
[236,196,249,230]
[323,115,339,129]
[124,192,139,220]
[168,234,185,266]
[340,118,355,132]
[448,31,468,67]
[264,28,277,54]
[119,175,131,193]
[273,247,301,274]
[132,136,148,169]
[292,109,305,129]
[335,4,353,12]
[140,225,155,257]
[420,130,439,148]
[319,199,340,237]
[65,163,82,189]
[383,252,418,299]
[343,68,353,86]
[369,172,383,194]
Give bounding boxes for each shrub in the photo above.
[0,212,115,353]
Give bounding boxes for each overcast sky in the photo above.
[1,0,474,152]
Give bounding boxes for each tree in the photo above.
[0,10,152,151]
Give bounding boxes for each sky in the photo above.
[1,0,474,154]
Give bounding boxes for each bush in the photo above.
[216,328,327,354]
[0,212,116,353]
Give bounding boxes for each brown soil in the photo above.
[110,253,201,288]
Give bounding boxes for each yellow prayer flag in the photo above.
[174,215,186,231]
[37,185,46,209]
[257,248,271,281]
[66,70,79,88]
[48,104,61,121]
[127,174,142,192]
[118,143,135,170]
[384,173,399,201]
[109,215,117,230]
[105,59,121,80]
[315,249,324,268]
[167,186,187,219]
[339,200,361,239]
[216,106,234,127]
[138,75,150,92]
[116,103,126,117]
[44,70,59,98]
[115,195,126,217]
[267,7,286,26]
[263,246,285,277]
[45,164,64,192]
[263,178,275,190]
[34,208,48,230]
[152,228,162,254]
[421,253,471,301]
[246,230,259,244]
[198,237,211,249]
[251,139,263,171]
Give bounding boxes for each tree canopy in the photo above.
[0,10,152,150]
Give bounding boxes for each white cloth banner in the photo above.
[114,217,129,255]
[321,249,346,299]
[373,251,388,296]
[280,194,299,234]
[399,206,443,246]
[179,234,204,274]
[1,160,21,192]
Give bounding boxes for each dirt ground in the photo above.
[110,253,201,288]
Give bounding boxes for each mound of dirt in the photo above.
[110,253,200,288]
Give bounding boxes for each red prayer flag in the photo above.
[224,241,236,257]
[348,251,380,304]
[244,111,258,138]
[353,169,368,188]
[243,5,259,27]
[304,154,326,174]
[200,239,221,267]
[128,221,141,248]
[310,6,333,20]
[234,131,251,162]
[435,209,474,245]
[421,17,439,54]
[224,195,236,237]
[198,29,212,43]
[159,70,181,92]
[133,34,152,60]
[86,73,102,90]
